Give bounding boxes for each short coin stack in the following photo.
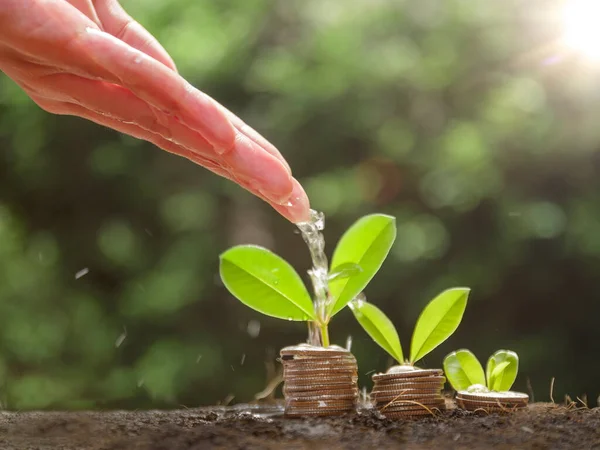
[280,344,358,417]
[371,366,446,418]
[456,391,529,413]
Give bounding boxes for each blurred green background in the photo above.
[1,0,599,410]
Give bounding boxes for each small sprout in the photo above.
[443,349,519,393]
[350,288,470,366]
[219,214,396,347]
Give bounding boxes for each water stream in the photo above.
[296,210,331,346]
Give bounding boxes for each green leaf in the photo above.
[349,300,403,363]
[219,245,315,321]
[409,287,470,363]
[328,215,396,317]
[443,349,485,391]
[486,350,519,392]
[328,262,363,282]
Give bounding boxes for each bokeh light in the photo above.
[563,0,600,60]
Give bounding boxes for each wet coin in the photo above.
[372,391,444,402]
[377,397,446,408]
[284,364,357,373]
[456,391,529,402]
[456,397,528,407]
[383,407,443,418]
[284,385,358,394]
[280,344,355,358]
[281,345,358,417]
[371,378,446,389]
[372,368,443,382]
[286,392,358,402]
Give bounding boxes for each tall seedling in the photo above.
[350,288,470,366]
[219,214,396,346]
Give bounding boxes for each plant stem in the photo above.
[320,322,330,348]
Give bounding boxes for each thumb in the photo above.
[92,0,177,72]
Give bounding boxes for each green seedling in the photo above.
[349,288,470,367]
[219,214,396,347]
[443,349,519,393]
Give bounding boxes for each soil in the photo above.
[1,402,599,450]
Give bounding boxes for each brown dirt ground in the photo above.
[1,402,599,450]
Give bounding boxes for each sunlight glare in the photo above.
[563,0,600,60]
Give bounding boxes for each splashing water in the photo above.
[349,292,367,310]
[297,210,331,346]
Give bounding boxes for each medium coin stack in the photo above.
[371,366,446,418]
[456,391,529,413]
[280,344,358,417]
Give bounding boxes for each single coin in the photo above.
[371,386,444,397]
[372,376,445,387]
[284,408,353,417]
[455,396,528,407]
[286,392,358,402]
[372,392,444,402]
[283,365,358,374]
[280,344,354,358]
[381,408,443,418]
[457,404,526,414]
[284,376,357,386]
[284,384,358,394]
[377,398,445,409]
[285,400,355,408]
[284,379,357,388]
[373,379,445,391]
[281,356,357,366]
[456,391,529,402]
[372,368,443,382]
[456,399,527,411]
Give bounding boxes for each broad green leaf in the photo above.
[328,215,396,317]
[328,262,363,282]
[409,287,470,363]
[486,350,519,392]
[443,349,485,391]
[219,245,315,321]
[349,300,403,363]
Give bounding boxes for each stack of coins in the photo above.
[371,366,446,418]
[280,344,358,417]
[456,391,529,413]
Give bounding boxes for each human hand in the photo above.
[0,0,310,223]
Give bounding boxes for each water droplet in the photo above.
[115,327,127,348]
[287,317,293,321]
[75,267,89,280]
[75,267,90,280]
[134,55,143,64]
[247,320,261,338]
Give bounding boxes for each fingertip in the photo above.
[272,178,311,223]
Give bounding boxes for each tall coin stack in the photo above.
[456,391,529,413]
[280,344,358,417]
[371,367,446,418]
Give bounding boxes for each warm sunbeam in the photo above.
[563,0,600,59]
